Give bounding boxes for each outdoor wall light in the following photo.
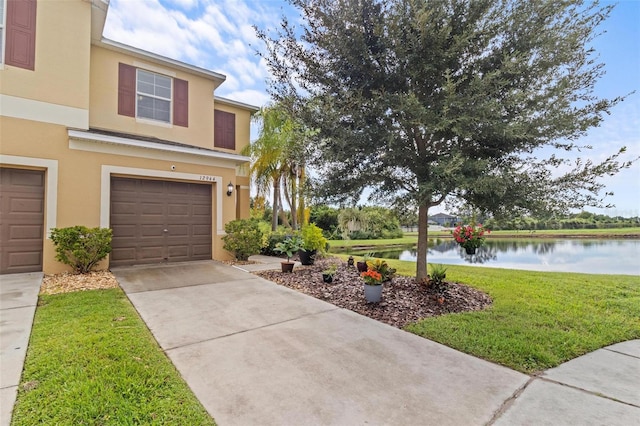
[227,181,234,196]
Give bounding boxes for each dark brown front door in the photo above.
[110,177,212,267]
[0,168,45,274]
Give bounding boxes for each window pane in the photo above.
[138,70,154,84]
[137,95,155,120]
[153,99,170,122]
[137,95,170,123]
[138,81,154,95]
[155,85,171,99]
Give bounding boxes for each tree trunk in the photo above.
[277,188,290,228]
[297,166,306,226]
[290,172,298,230]
[416,202,429,281]
[271,176,280,231]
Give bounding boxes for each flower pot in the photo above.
[298,249,316,265]
[281,261,295,273]
[322,273,333,283]
[364,283,383,303]
[356,261,368,272]
[465,247,476,255]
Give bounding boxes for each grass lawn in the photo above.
[382,258,640,373]
[11,289,215,425]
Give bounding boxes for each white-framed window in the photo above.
[136,69,172,123]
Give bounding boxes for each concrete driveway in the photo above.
[113,260,640,425]
[114,261,530,425]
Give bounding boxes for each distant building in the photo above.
[430,213,460,227]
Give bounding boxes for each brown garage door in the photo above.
[110,177,212,267]
[0,168,45,274]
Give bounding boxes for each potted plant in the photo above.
[451,223,490,255]
[366,258,396,283]
[298,223,328,265]
[356,252,372,272]
[322,264,337,283]
[274,235,303,272]
[361,269,383,303]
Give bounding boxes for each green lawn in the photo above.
[11,289,215,425]
[386,259,640,373]
[329,227,640,250]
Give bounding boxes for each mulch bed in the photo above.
[255,258,492,329]
[40,271,120,295]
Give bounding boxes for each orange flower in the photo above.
[361,270,382,285]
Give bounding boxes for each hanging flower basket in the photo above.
[452,223,490,254]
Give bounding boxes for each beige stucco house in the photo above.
[0,0,257,274]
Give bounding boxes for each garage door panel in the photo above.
[168,245,189,257]
[192,244,212,256]
[0,168,45,274]
[138,246,165,261]
[193,224,211,237]
[167,225,189,237]
[9,225,43,240]
[9,197,43,213]
[112,224,136,238]
[110,247,136,262]
[8,169,44,187]
[110,177,212,267]
[168,204,189,216]
[141,202,165,216]
[111,201,138,216]
[140,224,165,237]
[8,251,42,267]
[192,204,212,216]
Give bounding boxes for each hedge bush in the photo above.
[222,219,263,261]
[50,226,112,274]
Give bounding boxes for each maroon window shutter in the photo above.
[118,63,136,117]
[5,0,37,70]
[173,78,188,127]
[214,110,236,150]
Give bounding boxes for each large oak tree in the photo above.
[258,0,635,280]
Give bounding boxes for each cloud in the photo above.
[218,89,270,107]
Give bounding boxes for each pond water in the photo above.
[344,239,640,276]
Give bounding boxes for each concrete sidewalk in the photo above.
[0,272,42,426]
[112,259,640,425]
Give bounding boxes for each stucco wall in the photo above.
[0,0,91,111]
[1,116,240,273]
[89,46,219,150]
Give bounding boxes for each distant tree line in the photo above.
[483,212,640,231]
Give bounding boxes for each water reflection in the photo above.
[345,239,640,275]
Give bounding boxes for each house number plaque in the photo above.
[199,175,216,182]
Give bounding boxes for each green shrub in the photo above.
[300,223,328,252]
[261,227,291,256]
[50,226,112,274]
[222,219,264,261]
[429,264,448,293]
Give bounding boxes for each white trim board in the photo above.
[69,130,250,168]
[0,94,89,128]
[0,155,59,237]
[100,165,226,235]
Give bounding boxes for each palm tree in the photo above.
[243,104,294,231]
